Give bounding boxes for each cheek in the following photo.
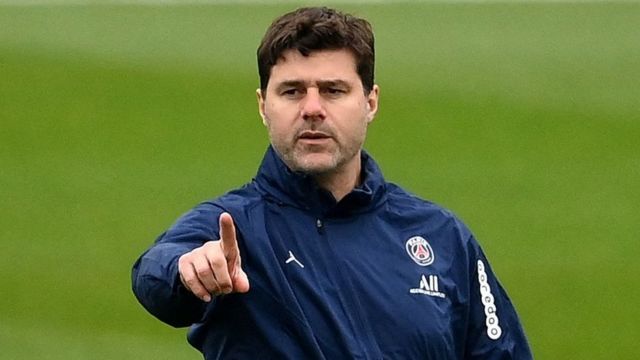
[265,103,297,129]
[343,108,370,135]
[265,119,293,143]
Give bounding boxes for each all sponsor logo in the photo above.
[405,236,435,266]
[409,274,446,298]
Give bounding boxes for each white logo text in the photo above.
[410,274,446,298]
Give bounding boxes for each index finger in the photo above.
[218,212,238,255]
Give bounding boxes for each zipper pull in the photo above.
[316,218,324,234]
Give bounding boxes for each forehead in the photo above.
[269,49,360,85]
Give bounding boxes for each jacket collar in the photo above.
[254,146,387,217]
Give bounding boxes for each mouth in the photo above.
[297,131,332,143]
[298,130,331,139]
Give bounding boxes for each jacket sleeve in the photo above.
[131,202,225,328]
[464,235,533,359]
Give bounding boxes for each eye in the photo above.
[323,87,346,97]
[280,88,303,98]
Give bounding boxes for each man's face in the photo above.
[258,49,379,175]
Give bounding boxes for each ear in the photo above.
[256,88,268,126]
[365,84,380,123]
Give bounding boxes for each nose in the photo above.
[301,88,326,121]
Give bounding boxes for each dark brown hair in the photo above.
[257,7,375,94]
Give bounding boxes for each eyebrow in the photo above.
[275,79,352,91]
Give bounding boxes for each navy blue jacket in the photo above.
[132,146,532,359]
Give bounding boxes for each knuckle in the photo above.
[208,253,227,268]
[216,276,232,292]
[189,285,206,297]
[178,254,190,266]
[196,267,211,278]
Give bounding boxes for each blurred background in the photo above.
[1,0,639,358]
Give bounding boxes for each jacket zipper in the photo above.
[315,217,375,358]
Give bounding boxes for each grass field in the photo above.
[1,1,639,359]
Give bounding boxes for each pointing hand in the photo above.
[178,212,250,302]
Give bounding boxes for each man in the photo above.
[132,7,532,359]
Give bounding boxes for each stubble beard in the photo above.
[272,134,363,176]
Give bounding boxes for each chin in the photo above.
[292,154,339,174]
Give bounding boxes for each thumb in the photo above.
[233,267,250,293]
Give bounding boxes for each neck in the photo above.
[313,156,362,202]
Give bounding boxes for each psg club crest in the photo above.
[405,236,435,266]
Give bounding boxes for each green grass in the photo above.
[1,2,639,359]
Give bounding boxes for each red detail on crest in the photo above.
[413,244,430,259]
